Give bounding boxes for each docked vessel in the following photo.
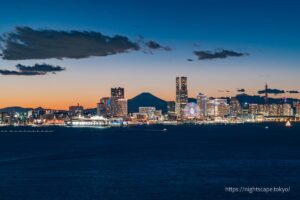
[285,120,292,127]
[66,116,109,127]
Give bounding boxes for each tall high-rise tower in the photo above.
[175,77,188,118]
[264,83,268,104]
[197,93,207,117]
[111,87,126,116]
[229,97,241,117]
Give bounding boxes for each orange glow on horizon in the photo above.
[0,88,299,110]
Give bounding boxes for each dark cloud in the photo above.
[144,40,171,51]
[0,27,171,60]
[16,63,65,72]
[0,70,44,76]
[287,90,299,94]
[187,58,194,62]
[237,88,245,92]
[1,27,140,60]
[0,63,65,76]
[258,88,285,95]
[194,49,248,60]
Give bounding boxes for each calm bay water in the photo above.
[0,123,299,200]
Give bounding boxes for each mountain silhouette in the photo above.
[128,92,168,113]
[0,106,32,113]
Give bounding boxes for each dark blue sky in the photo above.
[0,0,300,108]
[2,0,299,46]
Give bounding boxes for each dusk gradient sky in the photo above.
[1,0,300,109]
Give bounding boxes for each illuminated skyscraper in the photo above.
[115,99,128,117]
[295,102,300,117]
[111,87,125,116]
[175,77,188,118]
[229,97,241,117]
[197,93,207,116]
[207,99,229,117]
[111,87,125,99]
[268,104,280,116]
[249,104,259,115]
[167,101,176,115]
[97,97,111,116]
[282,103,292,116]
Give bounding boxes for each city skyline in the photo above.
[1,0,300,109]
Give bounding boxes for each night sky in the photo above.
[0,0,300,109]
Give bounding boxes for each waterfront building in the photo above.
[132,113,148,122]
[115,99,128,117]
[229,97,241,117]
[111,87,125,116]
[183,102,200,119]
[197,93,207,116]
[97,97,111,116]
[268,104,280,116]
[175,77,188,119]
[154,110,163,119]
[139,107,156,120]
[207,98,229,118]
[69,104,84,116]
[258,104,268,116]
[167,101,176,115]
[262,103,293,117]
[249,104,259,115]
[0,112,12,124]
[296,102,300,117]
[281,103,293,116]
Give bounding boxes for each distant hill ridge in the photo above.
[128,92,167,113]
[0,106,32,113]
[0,93,299,113]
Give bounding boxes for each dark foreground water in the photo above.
[0,123,299,200]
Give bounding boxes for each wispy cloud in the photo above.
[0,63,65,76]
[194,49,248,60]
[145,40,171,51]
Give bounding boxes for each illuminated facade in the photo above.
[139,107,156,120]
[207,99,229,117]
[197,93,207,116]
[167,101,176,115]
[115,99,128,117]
[229,97,241,117]
[183,103,200,119]
[97,97,111,116]
[175,77,188,118]
[111,87,125,116]
[69,104,84,116]
[281,103,292,116]
[296,102,300,117]
[249,104,259,115]
[253,103,293,117]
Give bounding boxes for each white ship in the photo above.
[285,120,292,127]
[66,116,109,127]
